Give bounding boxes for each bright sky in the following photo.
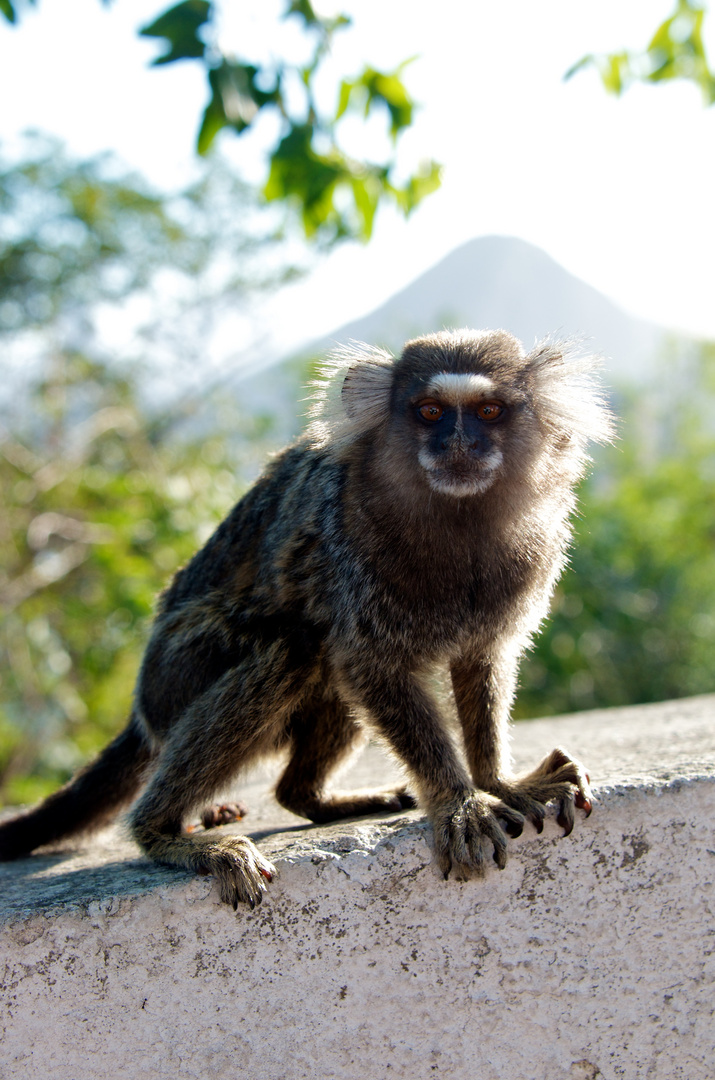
[1,0,714,360]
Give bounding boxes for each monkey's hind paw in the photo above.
[492,747,593,838]
[200,801,249,829]
[431,791,525,881]
[195,835,276,910]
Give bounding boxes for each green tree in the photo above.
[0,133,309,418]
[0,351,280,804]
[0,142,297,804]
[1,0,440,243]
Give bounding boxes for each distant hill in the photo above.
[310,235,669,379]
[231,234,684,447]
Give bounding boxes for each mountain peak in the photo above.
[318,235,665,378]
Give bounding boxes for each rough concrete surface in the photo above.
[1,694,714,1080]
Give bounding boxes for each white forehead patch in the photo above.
[426,372,496,404]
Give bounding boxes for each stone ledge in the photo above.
[1,695,714,1080]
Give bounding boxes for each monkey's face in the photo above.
[406,371,513,498]
[323,329,610,503]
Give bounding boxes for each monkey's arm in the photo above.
[450,648,593,836]
[344,665,524,878]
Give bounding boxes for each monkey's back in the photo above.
[135,443,346,735]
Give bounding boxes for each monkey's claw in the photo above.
[574,773,593,817]
[490,747,593,838]
[556,797,575,837]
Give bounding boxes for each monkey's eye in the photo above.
[417,401,444,422]
[475,402,504,422]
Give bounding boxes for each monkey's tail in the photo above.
[0,716,155,861]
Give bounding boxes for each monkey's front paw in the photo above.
[197,836,276,910]
[430,791,525,880]
[492,747,593,837]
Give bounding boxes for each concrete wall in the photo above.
[1,694,714,1080]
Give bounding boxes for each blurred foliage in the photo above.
[516,341,715,718]
[0,134,303,399]
[1,139,188,333]
[0,353,281,806]
[1,0,441,243]
[567,0,715,105]
[0,0,32,22]
[0,141,296,805]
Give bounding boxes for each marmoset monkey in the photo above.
[0,330,613,908]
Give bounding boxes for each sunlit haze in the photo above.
[2,0,714,368]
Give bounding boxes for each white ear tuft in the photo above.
[307,341,395,448]
[526,340,616,448]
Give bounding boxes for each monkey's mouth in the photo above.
[418,448,503,498]
[426,471,497,497]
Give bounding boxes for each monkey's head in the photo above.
[309,329,614,500]
[389,331,526,497]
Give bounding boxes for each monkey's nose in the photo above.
[440,436,468,453]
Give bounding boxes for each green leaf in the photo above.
[197,61,280,155]
[336,64,415,140]
[285,0,319,26]
[264,125,347,236]
[263,120,441,242]
[140,0,211,66]
[602,53,629,95]
[336,78,352,121]
[0,0,38,22]
[285,0,350,35]
[563,55,595,82]
[197,79,228,156]
[349,175,380,240]
[389,160,442,215]
[565,51,630,95]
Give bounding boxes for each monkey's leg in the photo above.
[275,687,415,824]
[345,666,524,880]
[0,716,154,860]
[451,651,592,836]
[129,651,309,908]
